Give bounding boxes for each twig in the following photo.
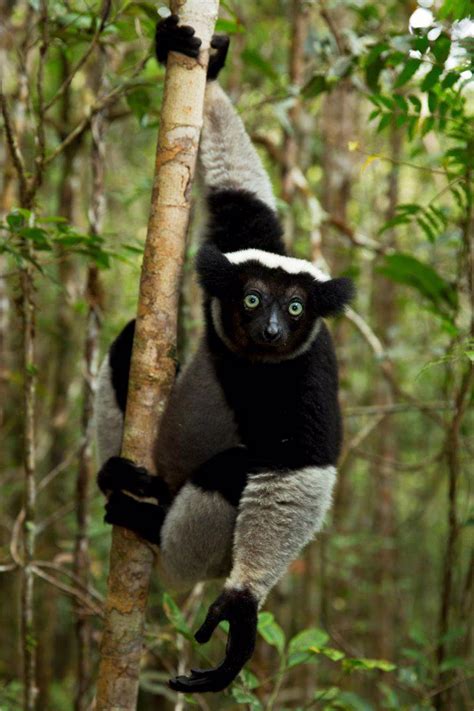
[44,0,112,112]
[32,566,103,617]
[29,0,48,199]
[327,215,387,255]
[32,560,104,605]
[344,402,454,417]
[44,57,150,166]
[0,90,28,202]
[37,443,83,493]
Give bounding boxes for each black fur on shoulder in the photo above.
[191,447,250,507]
[310,277,355,318]
[109,319,135,412]
[206,189,286,255]
[207,321,343,468]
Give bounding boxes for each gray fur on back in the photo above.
[95,357,124,465]
[154,338,240,491]
[159,482,235,589]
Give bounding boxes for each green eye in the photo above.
[288,300,304,317]
[244,293,260,309]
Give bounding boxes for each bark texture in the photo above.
[95,2,219,708]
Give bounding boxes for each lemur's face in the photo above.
[197,245,355,362]
[219,271,319,360]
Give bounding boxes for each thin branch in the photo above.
[44,57,151,166]
[29,0,48,199]
[44,0,112,113]
[32,565,103,617]
[344,402,454,417]
[327,215,387,255]
[0,90,28,202]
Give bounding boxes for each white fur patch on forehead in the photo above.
[224,249,330,281]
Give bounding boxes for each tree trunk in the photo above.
[95,2,219,708]
[74,46,107,711]
[370,122,402,662]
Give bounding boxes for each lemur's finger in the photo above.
[177,24,196,36]
[194,606,222,644]
[210,34,230,49]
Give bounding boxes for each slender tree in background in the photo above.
[73,43,108,711]
[95,1,219,708]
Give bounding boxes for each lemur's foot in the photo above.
[104,491,165,545]
[155,14,229,80]
[97,456,170,503]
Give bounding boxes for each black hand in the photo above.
[155,15,230,80]
[155,14,202,64]
[97,456,170,503]
[169,588,258,693]
[104,491,165,545]
[207,34,230,81]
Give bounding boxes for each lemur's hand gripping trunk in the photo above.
[95,2,219,709]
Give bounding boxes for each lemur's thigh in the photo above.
[160,483,236,588]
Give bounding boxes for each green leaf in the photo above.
[343,657,396,672]
[378,214,411,234]
[377,113,392,132]
[162,593,193,640]
[289,627,330,654]
[442,72,459,89]
[302,73,328,98]
[394,59,421,88]
[257,612,285,654]
[20,227,51,250]
[239,668,260,689]
[421,66,443,91]
[377,253,458,313]
[431,35,451,64]
[241,48,278,81]
[126,88,151,121]
[321,647,345,662]
[231,688,263,709]
[214,18,243,34]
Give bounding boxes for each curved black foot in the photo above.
[104,491,165,545]
[97,456,170,503]
[169,588,258,693]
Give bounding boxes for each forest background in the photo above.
[0,0,472,709]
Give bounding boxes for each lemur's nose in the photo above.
[263,323,281,342]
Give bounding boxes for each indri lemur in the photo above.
[96,15,354,694]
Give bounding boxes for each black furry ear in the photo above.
[196,244,236,298]
[313,277,355,318]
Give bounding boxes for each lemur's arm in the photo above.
[199,83,276,211]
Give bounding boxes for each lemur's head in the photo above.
[197,245,355,362]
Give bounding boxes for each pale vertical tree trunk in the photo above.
[74,46,107,711]
[95,2,219,708]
